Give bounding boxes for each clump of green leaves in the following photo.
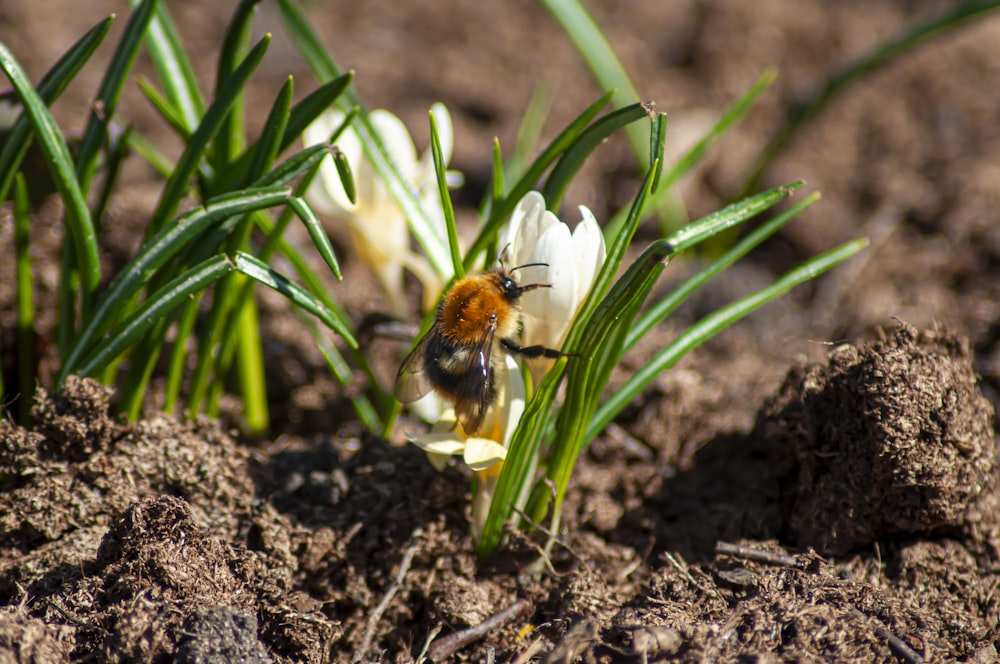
[0,0,364,431]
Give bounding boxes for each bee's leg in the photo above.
[501,338,564,359]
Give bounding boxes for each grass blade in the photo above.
[13,173,35,424]
[214,0,263,164]
[148,34,271,235]
[251,142,329,188]
[625,192,821,354]
[58,186,292,383]
[276,0,451,279]
[246,76,293,184]
[136,77,192,140]
[586,239,869,441]
[128,0,204,132]
[743,2,1000,195]
[289,197,342,280]
[0,43,101,313]
[75,254,235,377]
[477,357,568,558]
[603,69,777,240]
[209,73,353,194]
[233,252,358,347]
[464,90,615,269]
[430,107,463,279]
[542,101,651,210]
[0,15,113,203]
[666,181,803,254]
[538,0,647,160]
[75,0,159,192]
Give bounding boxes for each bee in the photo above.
[394,264,563,435]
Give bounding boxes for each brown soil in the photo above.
[3,1,1000,662]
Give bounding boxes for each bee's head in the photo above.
[500,262,551,302]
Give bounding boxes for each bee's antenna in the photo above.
[497,243,512,269]
[510,262,549,272]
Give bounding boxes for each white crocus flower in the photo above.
[302,104,457,316]
[504,191,607,381]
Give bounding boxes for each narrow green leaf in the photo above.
[255,201,392,416]
[59,186,292,383]
[666,181,803,254]
[563,161,659,354]
[478,357,568,558]
[332,149,355,205]
[430,107,463,279]
[251,142,329,188]
[277,0,452,279]
[625,192,821,354]
[527,165,660,532]
[233,252,358,348]
[214,0,263,163]
[76,0,160,192]
[76,254,235,377]
[504,83,554,187]
[302,312,383,433]
[126,129,175,176]
[463,90,615,269]
[13,173,35,424]
[148,34,271,236]
[539,0,647,160]
[92,124,133,228]
[246,76,294,184]
[280,72,354,152]
[744,2,1000,195]
[0,15,113,203]
[542,101,650,210]
[0,43,101,312]
[491,138,505,204]
[603,69,776,240]
[211,74,354,194]
[136,76,192,139]
[163,290,201,414]
[647,111,667,195]
[290,197,342,280]
[128,0,204,131]
[586,238,869,442]
[227,296,269,432]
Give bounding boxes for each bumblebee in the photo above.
[394,265,562,434]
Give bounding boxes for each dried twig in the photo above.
[414,624,442,664]
[509,637,545,664]
[426,598,534,662]
[715,541,800,567]
[850,607,926,664]
[352,530,422,663]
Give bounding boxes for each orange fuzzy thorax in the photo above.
[437,273,519,345]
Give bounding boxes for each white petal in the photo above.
[571,205,606,299]
[406,431,466,456]
[507,191,553,266]
[463,437,508,470]
[520,222,578,348]
[425,452,451,472]
[498,355,526,448]
[371,110,418,179]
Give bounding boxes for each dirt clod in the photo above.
[761,324,995,555]
[174,606,274,664]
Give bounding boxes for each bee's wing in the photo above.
[454,319,500,436]
[394,332,435,404]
